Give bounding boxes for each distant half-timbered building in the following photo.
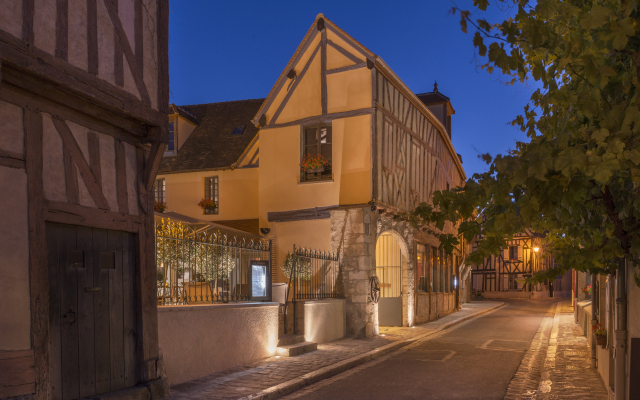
[470,232,572,298]
[0,1,169,399]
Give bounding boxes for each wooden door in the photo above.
[48,223,137,400]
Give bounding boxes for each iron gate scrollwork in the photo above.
[155,218,271,305]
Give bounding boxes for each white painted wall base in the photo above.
[304,299,346,344]
[158,302,279,386]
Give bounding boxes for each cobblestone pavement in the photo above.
[506,301,609,400]
[164,302,502,400]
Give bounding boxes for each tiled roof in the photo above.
[169,103,199,125]
[159,99,264,174]
[415,91,450,105]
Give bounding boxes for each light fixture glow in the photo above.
[534,247,540,252]
[381,334,386,336]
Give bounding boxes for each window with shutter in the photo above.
[301,125,332,182]
[204,177,219,214]
[153,179,165,203]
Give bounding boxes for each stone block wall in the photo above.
[331,207,377,337]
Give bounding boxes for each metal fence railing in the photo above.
[282,245,341,334]
[155,219,271,305]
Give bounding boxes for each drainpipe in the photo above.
[591,272,598,369]
[614,258,627,400]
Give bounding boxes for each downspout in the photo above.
[614,258,627,400]
[591,272,598,369]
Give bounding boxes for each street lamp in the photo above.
[534,247,539,252]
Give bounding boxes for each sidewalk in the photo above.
[537,301,608,399]
[165,301,504,400]
[505,301,609,400]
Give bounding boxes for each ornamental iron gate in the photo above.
[155,219,271,305]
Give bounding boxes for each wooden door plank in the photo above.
[59,224,79,400]
[76,226,96,398]
[92,229,111,395]
[108,230,125,391]
[122,232,136,387]
[47,223,62,400]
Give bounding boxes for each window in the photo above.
[153,179,165,203]
[444,253,449,292]
[231,125,246,135]
[432,247,440,292]
[449,254,454,292]
[509,245,518,260]
[301,125,332,181]
[204,177,219,214]
[417,244,428,292]
[168,120,175,151]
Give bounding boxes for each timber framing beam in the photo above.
[44,200,142,233]
[263,108,374,130]
[376,103,454,187]
[0,29,164,128]
[268,203,369,223]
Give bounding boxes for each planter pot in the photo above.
[203,206,217,215]
[596,335,607,346]
[305,166,325,173]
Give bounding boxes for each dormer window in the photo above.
[168,119,175,151]
[232,125,246,135]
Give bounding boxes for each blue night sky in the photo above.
[168,0,537,178]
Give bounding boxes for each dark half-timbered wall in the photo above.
[374,71,464,235]
[0,1,169,399]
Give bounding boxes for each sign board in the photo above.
[250,260,270,301]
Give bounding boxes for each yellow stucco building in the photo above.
[157,14,468,337]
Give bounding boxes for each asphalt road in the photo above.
[292,299,559,400]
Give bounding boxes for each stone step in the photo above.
[276,341,317,357]
[277,334,306,347]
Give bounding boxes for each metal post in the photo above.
[615,258,627,400]
[292,245,297,335]
[591,272,598,369]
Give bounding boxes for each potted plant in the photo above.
[582,285,592,296]
[300,154,330,173]
[154,200,167,213]
[198,198,218,214]
[593,322,607,347]
[280,252,312,280]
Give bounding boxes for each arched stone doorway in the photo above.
[375,232,407,326]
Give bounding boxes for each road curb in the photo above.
[241,302,505,400]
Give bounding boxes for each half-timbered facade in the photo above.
[470,232,571,298]
[253,15,467,336]
[0,1,168,399]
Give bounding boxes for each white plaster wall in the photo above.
[0,167,31,350]
[0,0,23,38]
[98,132,118,211]
[97,0,115,85]
[68,121,96,208]
[34,0,56,56]
[142,0,158,110]
[304,299,346,344]
[158,303,279,386]
[0,101,24,155]
[68,0,88,71]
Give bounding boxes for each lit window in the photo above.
[204,176,219,215]
[301,125,332,182]
[154,179,165,203]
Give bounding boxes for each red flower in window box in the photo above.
[198,199,218,209]
[154,201,167,213]
[300,154,330,173]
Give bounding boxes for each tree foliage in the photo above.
[409,0,640,284]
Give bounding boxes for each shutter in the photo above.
[204,177,211,200]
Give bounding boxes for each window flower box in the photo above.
[300,154,330,173]
[198,199,218,215]
[154,201,166,213]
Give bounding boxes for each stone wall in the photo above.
[330,207,377,337]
